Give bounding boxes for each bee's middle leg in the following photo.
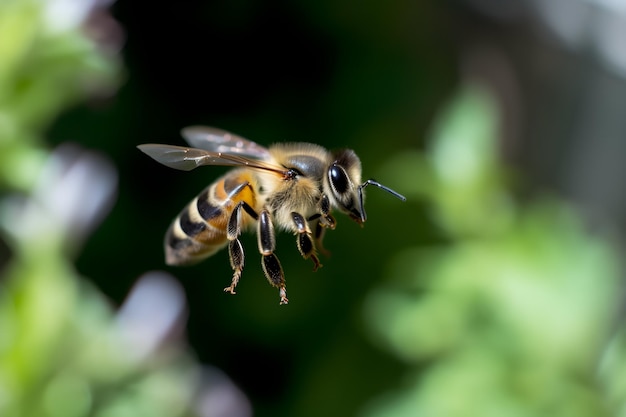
[258,209,288,305]
[225,201,258,295]
[291,212,321,271]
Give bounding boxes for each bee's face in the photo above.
[326,149,365,223]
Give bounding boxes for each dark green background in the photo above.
[44,1,622,415]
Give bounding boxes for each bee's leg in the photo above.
[226,240,243,294]
[307,194,335,256]
[313,219,331,257]
[258,209,288,305]
[225,201,258,295]
[291,212,322,271]
[317,194,336,230]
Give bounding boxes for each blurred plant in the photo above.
[363,84,625,417]
[0,0,119,191]
[0,2,250,417]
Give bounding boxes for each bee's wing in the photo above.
[180,126,272,160]
[137,144,287,175]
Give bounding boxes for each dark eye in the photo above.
[329,164,349,194]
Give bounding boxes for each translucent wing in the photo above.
[137,144,287,175]
[180,126,272,160]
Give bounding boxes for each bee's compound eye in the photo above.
[329,164,349,194]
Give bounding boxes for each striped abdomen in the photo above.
[165,169,258,266]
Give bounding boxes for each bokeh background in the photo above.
[3,0,626,416]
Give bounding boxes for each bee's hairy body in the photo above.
[166,143,332,265]
[138,126,405,305]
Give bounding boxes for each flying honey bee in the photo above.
[138,126,405,305]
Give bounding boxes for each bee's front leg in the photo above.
[313,219,330,257]
[291,212,321,271]
[307,194,335,256]
[258,209,288,305]
[317,194,336,230]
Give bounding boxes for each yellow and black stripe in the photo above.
[164,170,258,266]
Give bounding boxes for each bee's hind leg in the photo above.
[258,209,288,305]
[226,239,243,294]
[225,201,258,295]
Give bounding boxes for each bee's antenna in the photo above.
[357,179,406,222]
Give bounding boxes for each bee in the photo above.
[138,126,405,305]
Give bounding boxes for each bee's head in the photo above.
[326,149,405,224]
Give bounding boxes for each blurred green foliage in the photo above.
[363,85,625,417]
[0,2,209,417]
[0,0,117,191]
[3,1,626,417]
